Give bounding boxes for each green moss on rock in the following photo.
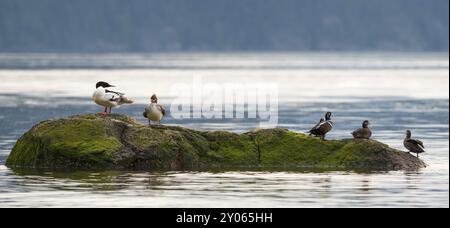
[5,114,426,171]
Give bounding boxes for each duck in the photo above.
[352,120,372,139]
[403,130,425,158]
[308,112,333,140]
[308,118,324,136]
[143,94,166,126]
[92,81,133,115]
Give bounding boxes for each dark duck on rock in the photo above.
[308,112,333,140]
[352,120,372,139]
[403,130,425,158]
[308,118,324,136]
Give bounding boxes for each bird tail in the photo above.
[118,96,134,105]
[143,111,147,118]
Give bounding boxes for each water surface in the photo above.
[0,53,448,207]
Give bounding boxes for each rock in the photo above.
[5,114,426,171]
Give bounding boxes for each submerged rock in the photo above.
[6,114,426,171]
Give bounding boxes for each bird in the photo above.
[143,94,166,126]
[308,112,333,140]
[403,130,425,158]
[308,118,324,136]
[92,81,133,115]
[352,120,372,139]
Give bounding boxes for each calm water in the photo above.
[0,53,448,208]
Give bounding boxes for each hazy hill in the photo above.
[0,0,448,52]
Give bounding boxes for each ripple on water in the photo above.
[0,55,448,207]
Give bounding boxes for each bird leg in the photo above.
[417,153,419,158]
[108,107,112,114]
[158,120,161,126]
[99,107,108,115]
[148,119,152,127]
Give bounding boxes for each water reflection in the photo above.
[1,166,448,207]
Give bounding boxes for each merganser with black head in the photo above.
[308,112,333,140]
[352,120,372,139]
[92,81,133,115]
[404,130,425,158]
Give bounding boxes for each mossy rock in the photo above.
[5,114,426,171]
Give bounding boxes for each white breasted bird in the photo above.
[143,94,166,126]
[92,81,133,115]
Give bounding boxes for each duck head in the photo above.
[96,81,115,89]
[362,120,370,128]
[151,94,158,103]
[325,112,332,121]
[406,130,412,139]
